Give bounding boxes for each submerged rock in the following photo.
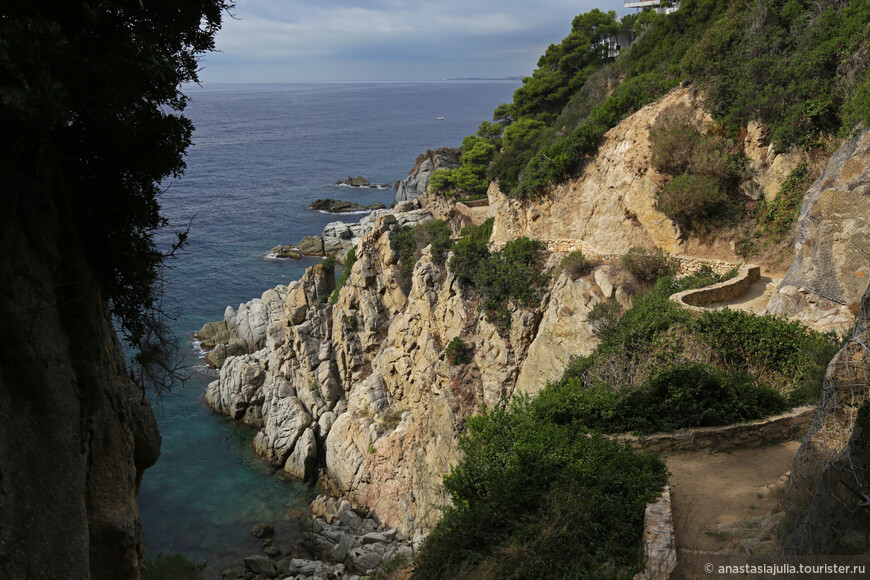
[269,244,303,259]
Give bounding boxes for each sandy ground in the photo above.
[667,440,801,578]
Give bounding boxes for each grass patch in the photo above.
[329,245,357,304]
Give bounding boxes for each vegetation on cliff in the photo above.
[412,397,668,579]
[434,0,869,202]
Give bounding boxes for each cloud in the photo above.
[201,0,631,82]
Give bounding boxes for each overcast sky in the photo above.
[200,0,633,83]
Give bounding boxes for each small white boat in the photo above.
[437,116,445,120]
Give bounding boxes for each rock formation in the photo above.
[200,86,870,551]
[201,212,623,542]
[309,199,387,213]
[765,128,870,333]
[393,147,460,203]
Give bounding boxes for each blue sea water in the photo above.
[138,80,521,569]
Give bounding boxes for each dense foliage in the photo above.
[412,396,668,579]
[437,0,868,202]
[0,0,230,392]
[449,227,546,334]
[555,274,840,422]
[393,220,453,278]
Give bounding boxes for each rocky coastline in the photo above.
[309,198,387,214]
[195,89,870,578]
[220,496,413,580]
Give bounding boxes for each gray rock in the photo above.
[335,176,373,187]
[284,427,318,480]
[338,508,363,532]
[310,198,387,213]
[270,244,303,259]
[394,147,460,203]
[297,235,325,256]
[221,566,248,579]
[263,546,282,557]
[394,200,419,212]
[244,554,276,576]
[349,547,382,573]
[361,532,389,544]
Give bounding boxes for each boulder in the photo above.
[336,176,373,187]
[244,554,276,577]
[250,522,274,539]
[284,427,318,480]
[310,198,387,213]
[297,235,325,256]
[269,244,302,259]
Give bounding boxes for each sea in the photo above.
[138,80,521,570]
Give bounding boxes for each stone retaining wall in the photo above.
[670,265,761,312]
[635,486,677,580]
[618,406,816,454]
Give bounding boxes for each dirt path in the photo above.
[667,441,800,578]
[704,275,783,315]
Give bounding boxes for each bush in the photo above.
[650,104,703,175]
[656,174,732,233]
[445,336,470,365]
[141,553,206,580]
[342,314,358,332]
[412,396,668,579]
[393,220,453,278]
[620,246,675,285]
[329,245,357,304]
[622,363,788,433]
[560,250,595,279]
[587,298,623,341]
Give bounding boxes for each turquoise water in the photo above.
[138,81,521,568]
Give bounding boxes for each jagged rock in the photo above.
[515,273,602,395]
[394,147,460,203]
[284,427,318,480]
[195,286,288,368]
[766,128,870,333]
[322,208,433,261]
[297,235,325,256]
[394,199,419,212]
[244,554,276,577]
[336,176,373,187]
[309,198,387,213]
[269,244,302,259]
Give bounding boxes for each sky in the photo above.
[200,0,634,83]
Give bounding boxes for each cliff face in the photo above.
[204,214,615,541]
[489,87,805,259]
[0,188,160,579]
[765,129,870,333]
[203,86,870,545]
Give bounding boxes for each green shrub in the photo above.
[560,250,594,279]
[445,336,471,365]
[656,174,732,233]
[393,220,453,278]
[141,553,206,580]
[329,245,357,304]
[620,246,676,285]
[412,396,668,579]
[449,235,546,334]
[587,298,623,342]
[622,363,788,433]
[691,308,840,393]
